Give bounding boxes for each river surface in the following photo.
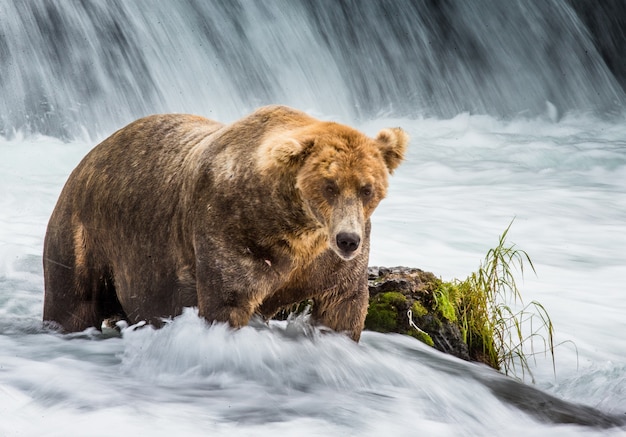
[1,1,625,435]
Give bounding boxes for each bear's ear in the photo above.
[268,136,316,167]
[375,127,409,173]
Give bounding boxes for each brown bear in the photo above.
[43,105,408,341]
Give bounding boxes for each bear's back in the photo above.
[54,114,223,235]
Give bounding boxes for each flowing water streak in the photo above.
[0,1,624,139]
[1,1,626,435]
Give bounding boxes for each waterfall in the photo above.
[1,0,624,139]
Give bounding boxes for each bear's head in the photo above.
[262,121,408,261]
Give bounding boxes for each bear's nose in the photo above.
[336,232,361,254]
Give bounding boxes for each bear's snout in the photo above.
[336,232,361,257]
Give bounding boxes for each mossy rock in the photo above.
[407,328,435,346]
[367,267,470,361]
[364,291,407,332]
[410,301,428,317]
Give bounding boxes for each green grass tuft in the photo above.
[437,219,558,381]
[434,282,458,322]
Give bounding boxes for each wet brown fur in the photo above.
[43,106,408,341]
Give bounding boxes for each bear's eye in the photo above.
[323,181,339,200]
[360,184,374,199]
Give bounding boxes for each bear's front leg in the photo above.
[193,236,277,328]
[311,275,369,342]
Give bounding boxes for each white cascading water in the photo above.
[1,1,623,138]
[1,2,625,436]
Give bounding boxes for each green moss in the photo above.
[410,301,428,317]
[408,328,435,347]
[378,291,407,306]
[365,291,407,332]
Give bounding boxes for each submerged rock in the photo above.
[366,266,470,361]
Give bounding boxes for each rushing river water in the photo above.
[1,1,625,435]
